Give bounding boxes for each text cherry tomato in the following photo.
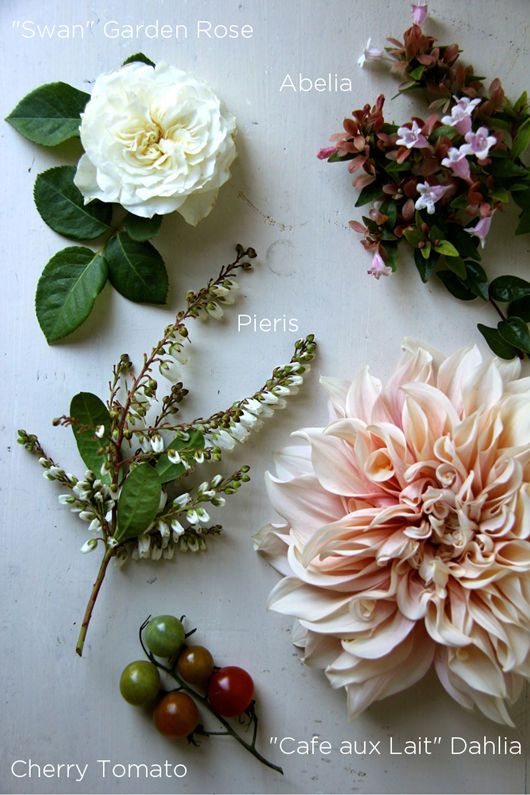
[177,645,215,688]
[153,692,199,738]
[145,615,185,657]
[120,660,160,706]
[207,666,255,717]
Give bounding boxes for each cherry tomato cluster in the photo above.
[120,614,255,740]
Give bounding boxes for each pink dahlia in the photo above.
[256,341,530,725]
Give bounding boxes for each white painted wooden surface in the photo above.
[1,0,530,793]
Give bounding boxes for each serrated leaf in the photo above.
[115,464,162,541]
[6,82,90,146]
[36,247,108,343]
[122,53,155,67]
[477,324,518,359]
[434,240,460,257]
[437,271,476,301]
[105,233,168,304]
[355,182,383,207]
[508,296,530,322]
[512,118,530,160]
[489,275,530,302]
[498,317,530,353]
[155,430,205,484]
[34,166,112,240]
[70,392,111,480]
[124,213,162,241]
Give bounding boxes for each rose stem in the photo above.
[76,547,115,656]
[139,620,283,775]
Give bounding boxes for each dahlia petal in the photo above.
[267,577,353,621]
[265,472,343,543]
[436,345,482,412]
[342,610,415,659]
[319,376,351,417]
[273,445,313,479]
[299,429,372,496]
[463,359,504,414]
[345,366,382,422]
[425,599,470,646]
[448,645,507,698]
[253,523,292,576]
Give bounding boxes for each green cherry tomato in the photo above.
[120,660,160,706]
[153,692,199,738]
[177,645,215,688]
[207,666,255,717]
[145,615,186,658]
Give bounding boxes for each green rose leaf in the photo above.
[355,182,383,207]
[498,317,530,354]
[70,392,111,481]
[36,247,108,343]
[115,464,162,541]
[105,233,168,304]
[434,240,460,258]
[155,429,205,484]
[6,82,90,146]
[124,213,162,241]
[437,271,476,301]
[512,118,530,160]
[122,53,155,67]
[477,324,518,360]
[508,296,530,322]
[489,275,530,302]
[34,166,112,240]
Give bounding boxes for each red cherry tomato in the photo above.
[153,692,199,738]
[207,666,255,717]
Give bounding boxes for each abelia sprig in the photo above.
[18,246,317,656]
[319,4,530,359]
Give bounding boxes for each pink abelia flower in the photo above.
[411,2,428,26]
[441,146,471,181]
[441,96,482,135]
[317,146,337,160]
[357,37,384,68]
[464,212,495,248]
[415,182,449,214]
[461,126,497,160]
[396,120,429,149]
[367,248,392,279]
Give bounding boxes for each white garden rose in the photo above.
[74,61,237,223]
